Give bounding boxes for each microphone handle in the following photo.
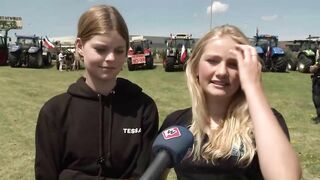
[140,150,171,180]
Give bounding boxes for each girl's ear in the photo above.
[76,38,83,56]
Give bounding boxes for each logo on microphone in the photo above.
[162,127,181,140]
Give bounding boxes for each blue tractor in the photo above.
[254,34,287,72]
[8,34,52,68]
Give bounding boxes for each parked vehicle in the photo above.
[8,34,52,68]
[127,35,153,71]
[254,34,287,72]
[0,16,23,65]
[292,36,320,73]
[163,33,195,72]
[0,34,8,65]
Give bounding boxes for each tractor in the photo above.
[0,16,23,66]
[0,34,8,65]
[254,34,287,72]
[163,33,195,72]
[292,36,320,73]
[127,35,153,71]
[8,34,52,68]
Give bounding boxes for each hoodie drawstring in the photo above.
[106,91,114,167]
[97,94,105,180]
[97,91,115,180]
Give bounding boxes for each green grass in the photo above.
[0,64,319,179]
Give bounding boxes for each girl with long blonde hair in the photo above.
[160,25,301,180]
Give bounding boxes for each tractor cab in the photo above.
[166,33,194,51]
[129,37,152,54]
[16,35,41,50]
[255,34,278,54]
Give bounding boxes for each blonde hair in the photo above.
[77,4,129,51]
[186,25,255,167]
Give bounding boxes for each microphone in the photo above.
[140,126,194,180]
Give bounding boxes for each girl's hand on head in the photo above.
[230,44,262,92]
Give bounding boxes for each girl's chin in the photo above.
[206,89,231,97]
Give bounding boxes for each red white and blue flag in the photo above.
[42,36,55,49]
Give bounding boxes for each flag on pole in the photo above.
[180,44,187,63]
[42,36,55,49]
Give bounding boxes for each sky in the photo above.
[2,0,320,42]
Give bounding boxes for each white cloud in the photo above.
[207,1,229,14]
[261,14,278,21]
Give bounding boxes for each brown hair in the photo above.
[77,4,129,51]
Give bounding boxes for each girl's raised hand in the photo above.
[230,44,262,92]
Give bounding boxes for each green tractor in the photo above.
[163,33,195,72]
[293,36,320,73]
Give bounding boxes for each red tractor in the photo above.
[163,33,195,72]
[0,34,8,65]
[127,36,153,71]
[0,16,23,65]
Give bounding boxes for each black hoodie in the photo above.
[35,77,159,180]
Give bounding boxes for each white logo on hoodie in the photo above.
[123,128,141,134]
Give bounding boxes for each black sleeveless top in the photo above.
[159,107,290,180]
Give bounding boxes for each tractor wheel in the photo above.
[127,58,135,71]
[259,58,267,72]
[287,58,297,71]
[297,54,313,73]
[145,56,154,69]
[29,52,43,68]
[271,57,288,72]
[164,57,175,72]
[43,53,52,66]
[8,53,21,67]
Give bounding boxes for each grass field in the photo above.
[0,63,319,179]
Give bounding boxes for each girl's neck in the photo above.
[205,96,231,130]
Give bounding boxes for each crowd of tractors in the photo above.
[0,33,79,70]
[1,17,320,73]
[1,31,320,74]
[0,16,78,70]
[127,33,195,72]
[126,32,320,74]
[251,34,320,73]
